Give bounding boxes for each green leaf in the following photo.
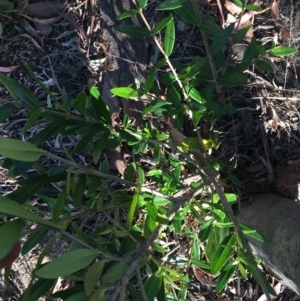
[84,260,106,296]
[152,16,173,34]
[22,228,48,255]
[231,0,243,8]
[72,174,86,207]
[143,273,163,300]
[245,4,262,11]
[0,103,15,122]
[139,0,148,9]
[52,189,66,222]
[117,9,139,20]
[210,23,234,56]
[211,233,236,275]
[138,167,145,184]
[217,70,248,88]
[185,86,206,103]
[30,118,67,145]
[73,91,88,119]
[0,138,44,162]
[101,262,128,284]
[0,0,14,11]
[89,86,111,125]
[156,0,186,10]
[22,279,56,301]
[255,58,274,73]
[111,87,140,99]
[127,190,139,229]
[239,222,267,243]
[215,262,237,293]
[268,46,298,57]
[115,25,151,38]
[191,237,201,259]
[198,18,223,35]
[164,17,175,56]
[36,249,98,279]
[174,2,198,25]
[0,219,23,259]
[0,196,60,229]
[0,74,39,109]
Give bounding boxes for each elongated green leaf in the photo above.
[0,138,44,161]
[142,273,163,301]
[152,16,173,34]
[0,74,39,109]
[0,196,60,229]
[215,262,237,293]
[139,0,148,9]
[156,0,186,10]
[117,9,139,20]
[36,249,98,279]
[89,86,111,125]
[0,103,15,122]
[30,119,67,145]
[22,228,48,255]
[23,279,56,301]
[126,189,139,229]
[84,260,106,296]
[185,86,206,103]
[111,87,140,99]
[115,25,151,38]
[198,19,223,35]
[101,262,128,284]
[174,2,198,25]
[164,17,175,56]
[0,219,23,259]
[211,234,236,275]
[268,46,298,57]
[239,222,267,243]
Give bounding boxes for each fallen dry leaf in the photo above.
[270,0,280,20]
[225,0,243,15]
[0,65,19,73]
[192,265,215,286]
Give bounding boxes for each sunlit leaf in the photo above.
[164,17,175,56]
[239,222,267,243]
[211,234,236,275]
[111,87,141,99]
[215,262,237,292]
[152,16,173,34]
[126,189,139,229]
[268,46,298,57]
[139,0,148,9]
